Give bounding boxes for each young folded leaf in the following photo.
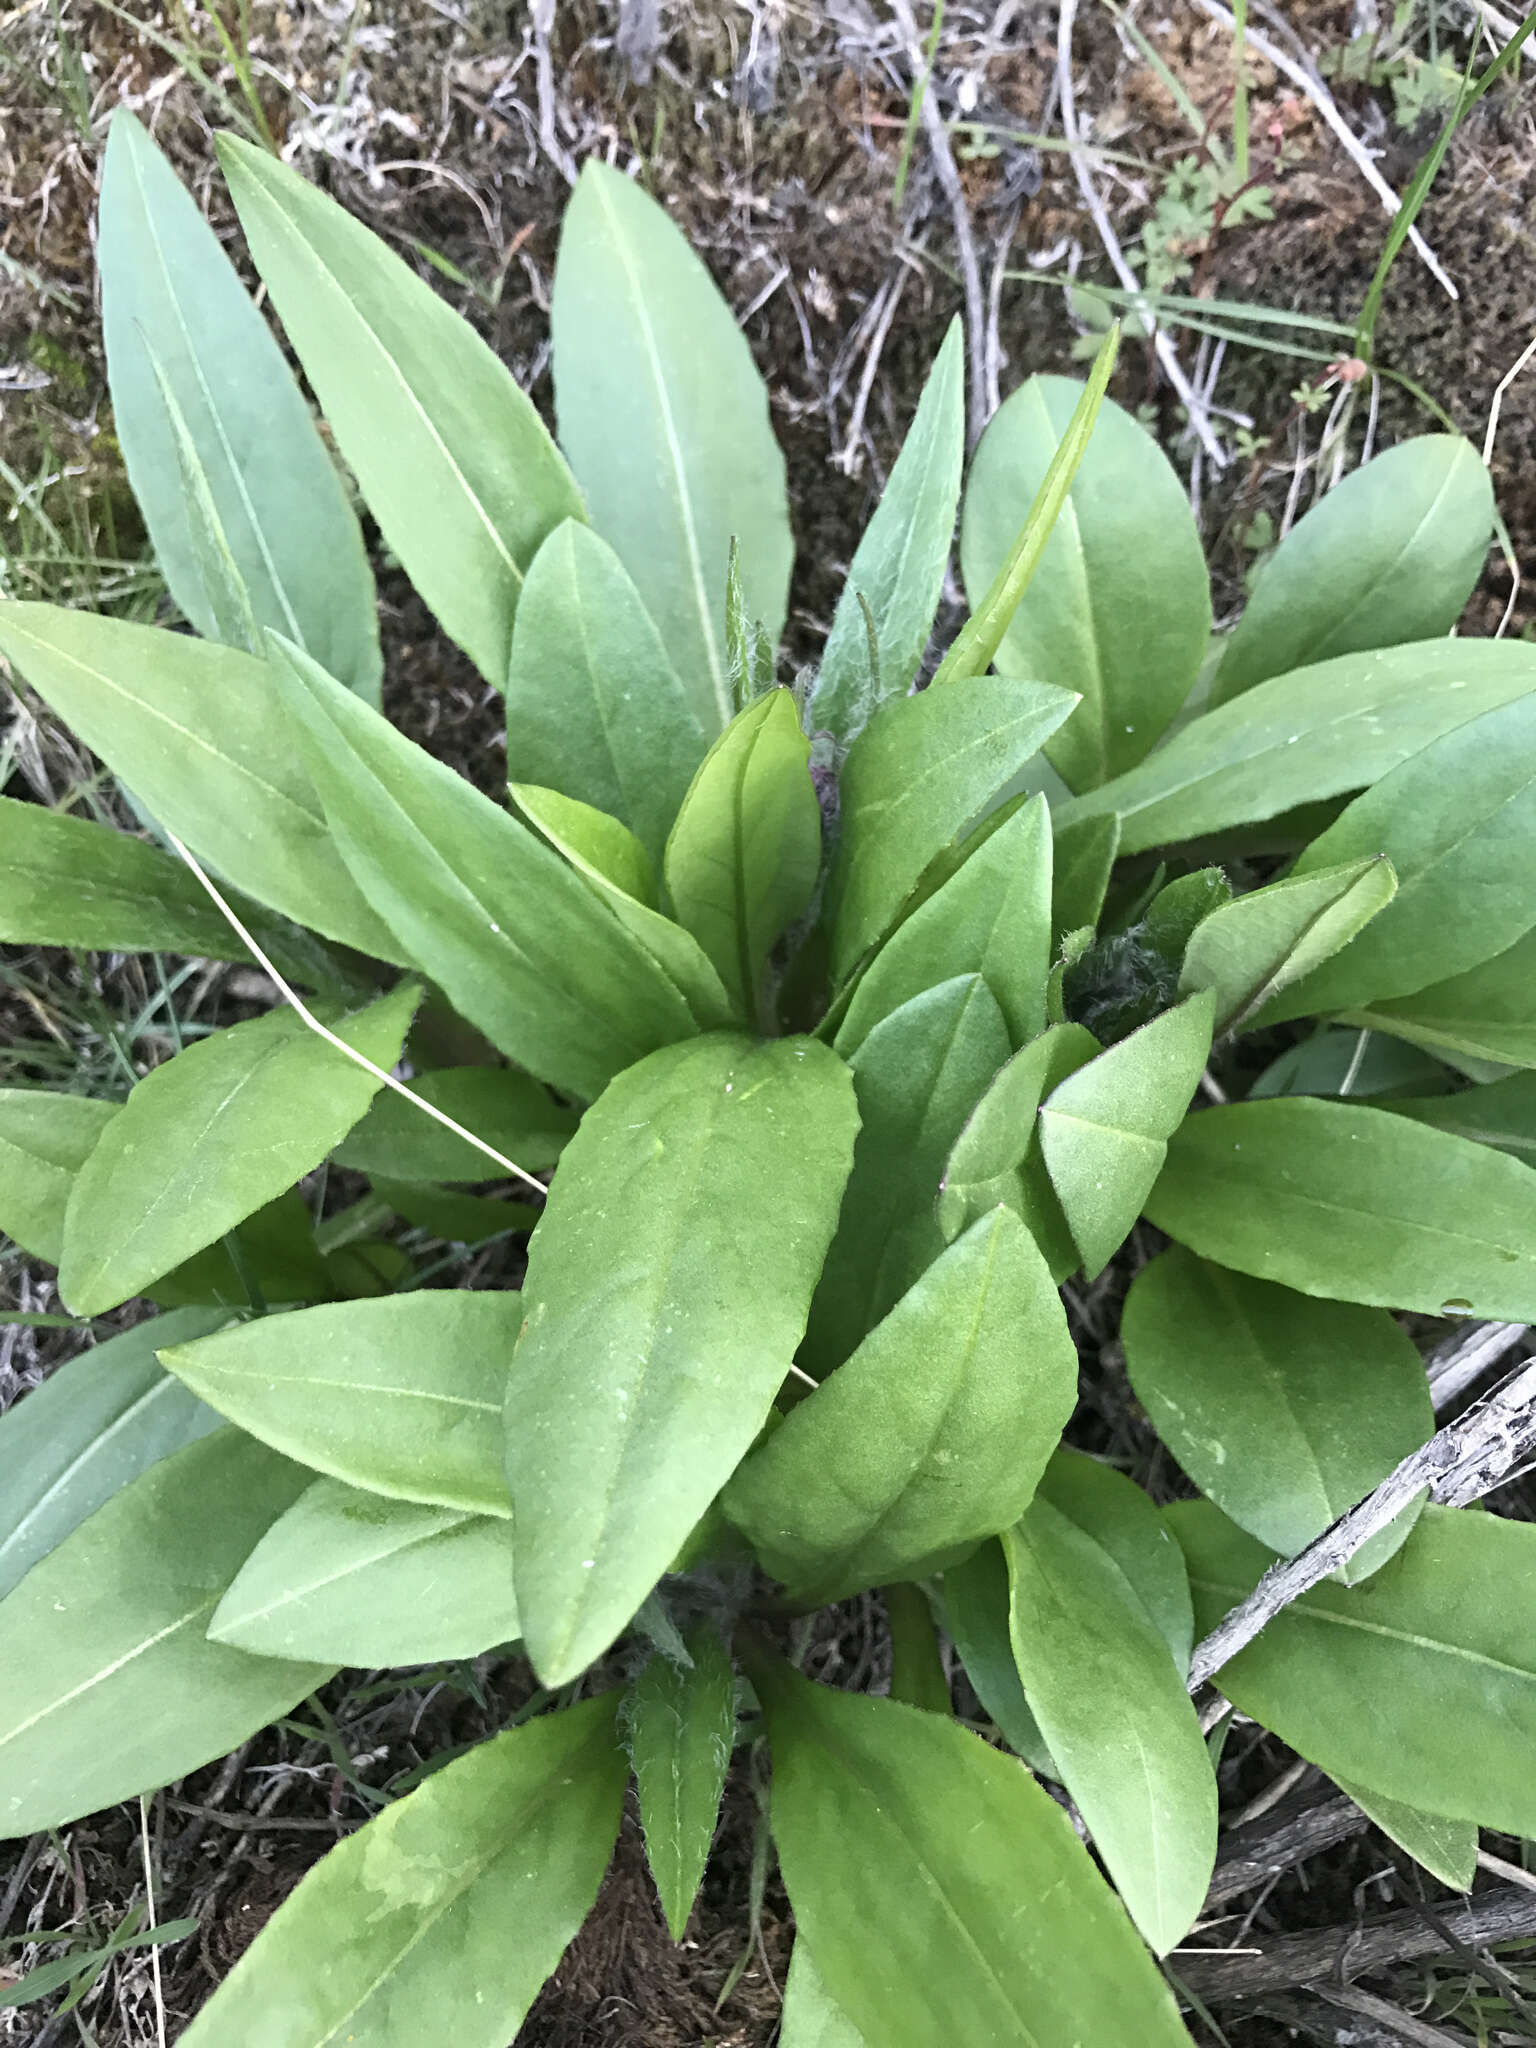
[723,1208,1076,1605]
[0,606,403,958]
[505,519,709,869]
[936,1022,1098,1259]
[1258,692,1536,1021]
[1179,856,1397,1031]
[1170,1501,1536,1837]
[1058,639,1536,855]
[177,1697,628,2048]
[1346,925,1536,1068]
[1123,1247,1432,1579]
[100,112,381,701]
[803,975,1009,1376]
[812,318,965,759]
[266,635,699,1100]
[58,982,419,1316]
[505,1034,858,1684]
[217,136,583,685]
[627,1628,735,1939]
[1210,436,1494,703]
[826,677,1077,983]
[960,375,1210,790]
[1149,1096,1536,1320]
[745,1648,1194,2047]
[161,1291,521,1516]
[0,1090,119,1266]
[662,690,821,1027]
[0,1430,329,1839]
[552,160,792,729]
[1004,1497,1217,1952]
[0,1306,226,1600]
[1333,1776,1477,1891]
[333,1065,576,1184]
[209,1478,520,1664]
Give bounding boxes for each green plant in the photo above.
[2,107,1535,2044]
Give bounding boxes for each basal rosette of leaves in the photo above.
[1,108,1534,2046]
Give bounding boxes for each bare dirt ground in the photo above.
[2,2,1536,2043]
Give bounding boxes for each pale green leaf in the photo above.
[1347,926,1536,1069]
[940,1541,1056,1773]
[333,1065,576,1183]
[1334,1776,1477,1890]
[1050,811,1120,940]
[1036,1448,1194,1671]
[627,1628,735,1939]
[779,1944,870,2048]
[936,1022,1099,1253]
[1390,1070,1536,1162]
[0,1089,118,1265]
[1180,857,1397,1031]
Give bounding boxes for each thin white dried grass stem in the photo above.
[1483,331,1535,638]
[139,1794,166,2048]
[163,831,546,1197]
[1427,1320,1530,1412]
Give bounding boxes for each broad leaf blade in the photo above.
[1390,1069,1536,1162]
[177,1698,627,2048]
[1348,926,1536,1068]
[0,1089,118,1265]
[506,1033,858,1683]
[551,161,792,730]
[627,1628,735,1939]
[0,1430,328,1839]
[217,135,582,684]
[1036,1448,1194,1671]
[1180,857,1398,1031]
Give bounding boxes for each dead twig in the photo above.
[1206,1795,1369,1911]
[1427,1320,1530,1413]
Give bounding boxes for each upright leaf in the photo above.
[827,677,1076,982]
[505,1034,858,1684]
[812,320,964,757]
[803,976,1009,1376]
[663,690,821,1026]
[551,160,792,729]
[724,1210,1076,1604]
[59,983,418,1316]
[1179,857,1397,1031]
[505,520,709,869]
[1349,926,1536,1068]
[161,1292,519,1516]
[1004,1501,1217,1952]
[1211,436,1494,703]
[209,1478,520,1664]
[177,1698,627,2048]
[0,1307,227,1600]
[217,136,582,684]
[1170,1501,1536,1836]
[1122,1247,1432,1579]
[100,112,381,699]
[1058,640,1536,855]
[745,1652,1194,2048]
[0,1430,328,1839]
[334,1065,576,1183]
[0,1089,118,1264]
[267,635,698,1100]
[1390,1069,1536,1162]
[1149,1097,1536,1319]
[0,605,402,957]
[627,1628,735,1939]
[961,376,1210,790]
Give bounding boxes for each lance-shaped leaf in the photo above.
[960,375,1210,791]
[267,635,697,1101]
[0,605,401,958]
[803,976,1010,1377]
[177,1697,627,2048]
[162,1292,519,1516]
[812,320,965,758]
[1036,1448,1194,1670]
[1260,693,1536,1022]
[505,520,708,869]
[779,1944,870,2048]
[1123,1248,1432,1581]
[0,1430,328,1839]
[0,1090,118,1265]
[1004,1500,1216,1953]
[1335,1775,1477,1891]
[1180,857,1397,1032]
[1036,990,1214,1278]
[58,983,418,1316]
[372,1179,537,1246]
[1211,436,1494,703]
[835,794,1052,1055]
[936,1022,1099,1254]
[101,112,380,700]
[1149,1097,1536,1320]
[826,678,1076,983]
[209,1478,520,1664]
[1057,640,1536,855]
[217,135,582,685]
[725,1209,1075,1604]
[1390,1069,1536,1162]
[505,1034,857,1684]
[1170,1501,1536,1837]
[627,1628,735,1939]
[334,1065,577,1183]
[744,1649,1195,2048]
[662,690,821,1027]
[0,1306,227,1600]
[941,1542,1056,1773]
[1347,926,1536,1069]
[552,161,791,729]
[1051,810,1120,941]
[514,782,734,1027]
